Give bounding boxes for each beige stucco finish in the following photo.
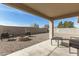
[49,20,54,39]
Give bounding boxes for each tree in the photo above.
[69,21,74,28]
[31,23,39,28]
[57,21,74,28]
[57,21,63,28]
[63,21,74,28]
[44,24,49,28]
[63,21,69,28]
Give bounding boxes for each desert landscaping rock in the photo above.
[0,33,48,56]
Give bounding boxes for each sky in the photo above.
[0,4,79,28]
[0,4,49,27]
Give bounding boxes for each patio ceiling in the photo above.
[3,3,79,20]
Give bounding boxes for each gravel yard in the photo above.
[0,33,48,56]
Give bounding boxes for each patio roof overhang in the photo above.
[3,3,79,20]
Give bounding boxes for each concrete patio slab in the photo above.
[49,47,77,56]
[6,40,57,56]
[6,39,77,56]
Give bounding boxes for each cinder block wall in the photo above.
[0,25,48,36]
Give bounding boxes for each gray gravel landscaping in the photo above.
[0,33,49,56]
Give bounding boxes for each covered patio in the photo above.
[3,3,79,56]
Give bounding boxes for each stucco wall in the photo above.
[54,28,79,34]
[54,28,79,38]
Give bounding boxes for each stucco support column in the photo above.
[49,19,54,41]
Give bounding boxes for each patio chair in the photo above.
[69,37,79,54]
[51,37,63,47]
